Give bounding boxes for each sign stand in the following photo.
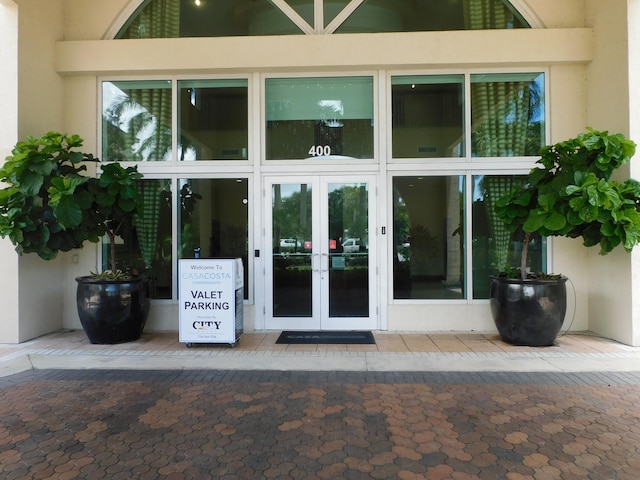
[179,258,244,348]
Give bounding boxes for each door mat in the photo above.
[276,330,375,345]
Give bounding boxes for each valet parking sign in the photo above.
[179,258,242,344]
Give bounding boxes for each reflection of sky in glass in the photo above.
[274,184,310,203]
[473,176,485,201]
[318,100,344,127]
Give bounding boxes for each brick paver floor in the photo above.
[1,370,640,479]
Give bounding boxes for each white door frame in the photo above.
[264,174,378,330]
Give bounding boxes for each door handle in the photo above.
[312,254,320,272]
[321,253,329,272]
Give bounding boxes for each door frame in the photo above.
[264,174,378,331]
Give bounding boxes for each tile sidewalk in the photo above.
[2,330,640,378]
[2,332,640,479]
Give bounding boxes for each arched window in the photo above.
[116,0,529,39]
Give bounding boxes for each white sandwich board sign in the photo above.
[179,258,243,347]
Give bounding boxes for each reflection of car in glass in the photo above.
[279,238,301,250]
[342,238,361,253]
[397,242,410,262]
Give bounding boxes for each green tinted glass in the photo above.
[266,77,374,160]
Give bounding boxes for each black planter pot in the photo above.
[75,276,150,344]
[489,276,568,347]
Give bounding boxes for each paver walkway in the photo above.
[1,331,640,479]
[1,369,640,479]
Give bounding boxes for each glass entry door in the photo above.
[265,176,376,330]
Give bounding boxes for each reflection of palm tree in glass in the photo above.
[473,77,543,273]
[471,79,543,157]
[327,185,368,256]
[272,187,312,252]
[480,176,524,273]
[105,89,174,274]
[104,89,172,162]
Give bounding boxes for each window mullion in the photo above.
[172,79,178,164]
[465,172,473,301]
[172,176,179,300]
[315,0,323,33]
[464,73,472,161]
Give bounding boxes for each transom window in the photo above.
[266,76,374,160]
[116,0,529,38]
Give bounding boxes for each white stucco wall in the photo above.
[583,0,636,344]
[0,1,19,343]
[0,1,18,147]
[63,0,128,41]
[14,0,66,341]
[628,0,640,346]
[525,0,585,28]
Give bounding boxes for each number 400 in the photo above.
[308,145,332,157]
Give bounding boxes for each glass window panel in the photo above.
[102,179,173,299]
[118,0,303,38]
[324,0,350,27]
[334,0,528,34]
[328,182,369,317]
[102,80,173,162]
[272,183,313,317]
[117,0,530,39]
[266,76,374,160]
[178,178,249,299]
[391,75,464,158]
[286,0,315,27]
[393,176,465,300]
[471,175,547,299]
[178,79,249,161]
[470,73,545,157]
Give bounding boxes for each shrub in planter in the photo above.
[492,128,640,345]
[0,132,149,344]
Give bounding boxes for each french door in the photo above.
[265,175,377,330]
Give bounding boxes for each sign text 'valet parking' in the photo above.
[179,259,243,345]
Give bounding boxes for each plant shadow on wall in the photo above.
[0,132,149,344]
[491,128,640,346]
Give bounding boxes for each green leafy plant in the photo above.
[0,132,143,275]
[494,128,640,280]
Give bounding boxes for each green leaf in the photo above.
[523,212,546,233]
[544,212,567,231]
[119,184,138,200]
[568,196,586,211]
[95,190,115,207]
[565,185,581,195]
[52,195,83,228]
[21,171,44,196]
[579,205,599,222]
[600,221,616,237]
[537,193,556,211]
[118,197,137,213]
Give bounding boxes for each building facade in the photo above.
[1,0,640,345]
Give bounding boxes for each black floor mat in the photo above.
[276,330,375,345]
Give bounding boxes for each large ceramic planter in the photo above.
[76,276,150,344]
[489,276,568,347]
